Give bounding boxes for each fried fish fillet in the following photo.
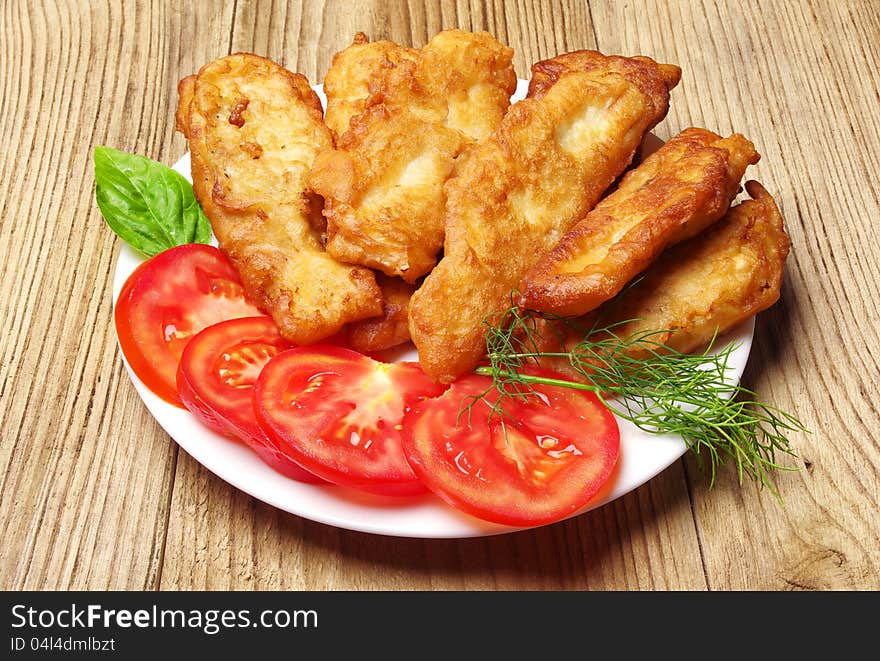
[534,181,790,382]
[345,273,415,352]
[310,30,517,283]
[528,49,682,101]
[420,29,519,141]
[309,109,466,283]
[176,54,382,345]
[322,32,419,139]
[409,55,682,383]
[520,128,760,316]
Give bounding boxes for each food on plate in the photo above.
[254,346,446,495]
[472,182,796,490]
[114,244,264,407]
[310,30,517,282]
[532,181,791,381]
[520,127,760,315]
[96,30,806,529]
[401,370,620,526]
[176,316,322,482]
[176,53,383,345]
[409,52,682,383]
[345,273,415,353]
[322,32,419,138]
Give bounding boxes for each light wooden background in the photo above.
[1,0,877,590]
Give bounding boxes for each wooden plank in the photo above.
[159,0,708,591]
[0,0,233,589]
[8,0,875,592]
[589,0,880,590]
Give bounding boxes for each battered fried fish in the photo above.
[535,181,790,382]
[310,30,517,283]
[409,55,681,383]
[322,32,419,139]
[421,29,519,141]
[345,274,415,352]
[528,49,682,101]
[520,128,760,316]
[176,54,382,345]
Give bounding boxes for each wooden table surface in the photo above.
[2,0,878,591]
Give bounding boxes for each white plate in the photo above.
[112,80,754,538]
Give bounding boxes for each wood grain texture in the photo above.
[1,0,877,590]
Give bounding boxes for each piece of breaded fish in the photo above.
[409,54,682,383]
[528,49,682,101]
[345,273,415,353]
[310,30,517,283]
[322,32,419,139]
[176,54,382,345]
[534,181,790,382]
[520,128,760,316]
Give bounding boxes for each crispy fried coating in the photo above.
[420,29,519,141]
[520,128,760,316]
[528,49,682,104]
[409,55,681,383]
[310,30,517,283]
[345,274,415,353]
[310,110,466,282]
[322,32,419,139]
[176,54,382,345]
[535,181,791,381]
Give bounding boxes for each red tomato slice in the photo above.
[115,244,264,406]
[176,317,323,483]
[401,371,620,526]
[254,347,446,496]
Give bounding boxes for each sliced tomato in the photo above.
[176,317,323,483]
[254,347,446,496]
[115,244,264,406]
[401,371,620,526]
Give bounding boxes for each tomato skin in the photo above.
[254,346,446,496]
[114,244,264,407]
[401,371,620,527]
[176,317,323,483]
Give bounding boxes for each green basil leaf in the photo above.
[94,146,211,256]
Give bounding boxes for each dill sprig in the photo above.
[471,302,807,496]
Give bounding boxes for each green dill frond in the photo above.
[471,299,807,496]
